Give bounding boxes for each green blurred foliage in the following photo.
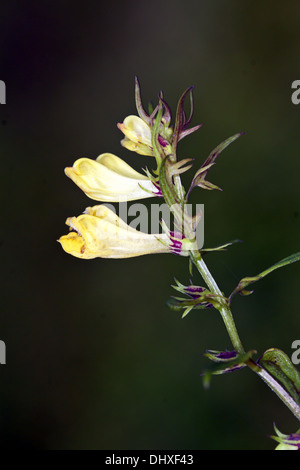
[0,0,299,449]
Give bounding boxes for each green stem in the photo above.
[190,250,245,354]
[247,359,300,421]
[190,249,300,422]
[161,145,299,421]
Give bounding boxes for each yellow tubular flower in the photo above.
[120,137,154,156]
[117,115,153,156]
[64,153,157,202]
[58,205,171,259]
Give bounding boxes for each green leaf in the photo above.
[229,251,300,302]
[259,348,300,406]
[200,239,242,255]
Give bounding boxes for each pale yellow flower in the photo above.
[64,153,157,202]
[58,205,171,259]
[120,137,154,156]
[117,115,153,156]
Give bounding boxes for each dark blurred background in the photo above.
[0,0,299,450]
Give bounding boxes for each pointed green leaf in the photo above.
[200,239,242,255]
[229,251,300,302]
[181,306,194,318]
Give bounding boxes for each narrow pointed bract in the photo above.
[171,86,202,153]
[187,133,243,198]
[134,76,151,125]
